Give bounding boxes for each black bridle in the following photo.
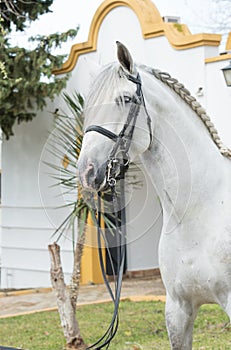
[85,72,152,349]
[85,72,152,187]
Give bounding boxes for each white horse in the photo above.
[77,42,231,349]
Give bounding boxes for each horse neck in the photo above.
[140,78,225,228]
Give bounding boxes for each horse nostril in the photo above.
[86,163,95,183]
[87,163,94,177]
[80,161,106,190]
[79,162,96,189]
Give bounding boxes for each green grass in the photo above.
[0,300,231,349]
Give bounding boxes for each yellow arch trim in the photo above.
[205,53,231,64]
[53,0,221,75]
[204,33,231,64]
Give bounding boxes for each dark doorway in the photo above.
[103,193,127,276]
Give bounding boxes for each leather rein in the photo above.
[85,72,152,349]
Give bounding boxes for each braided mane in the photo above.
[143,65,231,159]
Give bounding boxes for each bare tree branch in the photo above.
[49,242,87,349]
[1,0,25,18]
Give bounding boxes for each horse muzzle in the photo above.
[77,160,109,192]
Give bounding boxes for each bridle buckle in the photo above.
[107,158,119,187]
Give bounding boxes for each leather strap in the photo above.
[85,125,118,142]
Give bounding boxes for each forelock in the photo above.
[84,63,126,109]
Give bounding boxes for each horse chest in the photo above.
[159,224,231,304]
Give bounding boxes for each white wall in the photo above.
[1,101,76,288]
[205,59,231,149]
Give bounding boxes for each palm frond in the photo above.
[45,92,114,246]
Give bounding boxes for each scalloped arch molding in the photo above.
[53,0,221,75]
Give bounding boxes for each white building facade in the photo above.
[1,0,231,288]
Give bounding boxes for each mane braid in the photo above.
[151,68,231,159]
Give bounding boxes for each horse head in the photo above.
[77,42,152,192]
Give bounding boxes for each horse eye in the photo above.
[124,95,132,103]
[115,95,132,105]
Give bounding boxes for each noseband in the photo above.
[85,72,152,188]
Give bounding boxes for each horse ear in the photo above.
[116,41,134,74]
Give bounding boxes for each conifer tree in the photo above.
[0,0,78,139]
